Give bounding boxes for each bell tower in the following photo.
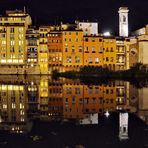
[118,7,129,37]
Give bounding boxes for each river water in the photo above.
[0,75,148,148]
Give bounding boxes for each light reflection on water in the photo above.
[0,75,148,147]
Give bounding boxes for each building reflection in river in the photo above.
[0,75,147,133]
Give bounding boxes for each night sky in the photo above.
[0,0,148,35]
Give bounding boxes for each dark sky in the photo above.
[0,0,148,35]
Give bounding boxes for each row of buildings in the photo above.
[0,76,147,133]
[0,8,148,74]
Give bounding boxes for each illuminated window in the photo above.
[10,40,15,46]
[66,56,72,63]
[2,41,6,45]
[88,57,92,64]
[110,57,114,62]
[92,46,95,52]
[10,34,14,40]
[12,103,16,109]
[78,46,82,52]
[66,87,72,94]
[95,58,99,63]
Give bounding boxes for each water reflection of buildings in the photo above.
[0,84,28,133]
[0,76,148,133]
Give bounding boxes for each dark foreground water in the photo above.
[0,75,148,148]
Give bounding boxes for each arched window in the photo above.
[123,16,126,22]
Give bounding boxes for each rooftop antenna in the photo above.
[23,6,26,13]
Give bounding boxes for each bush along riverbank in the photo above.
[52,63,148,80]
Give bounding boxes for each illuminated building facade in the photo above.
[38,26,50,74]
[103,37,116,70]
[0,84,27,133]
[62,30,84,71]
[76,21,98,35]
[83,36,103,67]
[0,10,32,74]
[26,27,40,74]
[0,8,148,74]
[47,31,63,74]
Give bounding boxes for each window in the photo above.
[98,47,103,53]
[110,47,113,52]
[2,41,6,45]
[69,38,72,42]
[85,47,89,52]
[110,57,114,62]
[92,38,95,42]
[106,48,109,52]
[19,27,23,32]
[123,16,126,22]
[10,40,15,46]
[72,46,75,52]
[75,56,80,63]
[106,89,109,94]
[75,88,80,94]
[65,47,68,52]
[10,34,14,40]
[66,56,72,63]
[76,38,78,42]
[88,57,92,64]
[10,46,14,53]
[72,96,75,104]
[95,58,99,63]
[106,57,109,62]
[92,46,95,52]
[79,46,82,52]
[85,38,88,42]
[66,87,72,94]
[1,34,5,38]
[99,39,102,42]
[10,28,14,33]
[76,32,78,35]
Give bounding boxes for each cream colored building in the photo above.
[0,10,32,74]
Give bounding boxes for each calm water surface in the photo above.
[0,75,148,148]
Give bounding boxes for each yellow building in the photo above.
[62,30,84,71]
[38,76,49,119]
[0,84,27,133]
[0,10,32,74]
[83,36,103,66]
[103,37,116,70]
[116,37,131,71]
[38,26,50,74]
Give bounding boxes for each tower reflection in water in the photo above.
[0,75,147,135]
